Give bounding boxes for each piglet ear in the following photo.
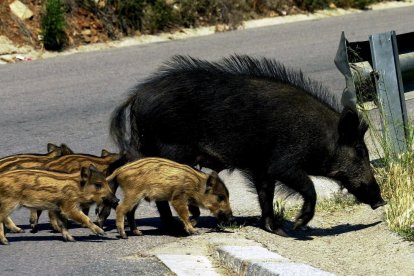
[60,144,74,155]
[47,143,58,152]
[338,107,360,145]
[206,171,218,192]
[101,149,110,157]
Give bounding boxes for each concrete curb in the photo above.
[216,245,334,276]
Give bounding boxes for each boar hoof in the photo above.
[190,218,198,227]
[64,235,76,242]
[120,233,128,239]
[94,220,104,228]
[131,229,143,236]
[92,226,105,236]
[293,218,307,230]
[1,238,9,245]
[273,227,289,237]
[11,227,25,233]
[185,227,199,235]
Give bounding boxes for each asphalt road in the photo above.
[1,5,414,275]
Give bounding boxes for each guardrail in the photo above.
[335,31,414,155]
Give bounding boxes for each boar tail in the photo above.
[110,96,134,154]
[106,171,117,182]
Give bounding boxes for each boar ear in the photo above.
[338,107,360,145]
[80,167,91,187]
[47,143,58,152]
[206,171,218,191]
[101,149,111,157]
[60,144,74,155]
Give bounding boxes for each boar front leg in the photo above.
[253,174,287,236]
[4,216,24,233]
[277,169,316,230]
[61,205,104,237]
[171,194,197,235]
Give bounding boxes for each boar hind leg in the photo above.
[61,205,104,237]
[4,216,24,233]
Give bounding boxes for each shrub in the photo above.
[41,0,68,51]
[141,0,178,34]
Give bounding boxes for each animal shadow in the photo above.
[285,220,383,240]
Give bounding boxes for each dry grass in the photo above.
[374,152,414,241]
[360,101,414,241]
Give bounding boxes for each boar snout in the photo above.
[370,198,387,210]
[103,195,120,209]
[217,211,234,224]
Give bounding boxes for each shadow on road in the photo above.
[285,220,383,240]
[6,234,114,243]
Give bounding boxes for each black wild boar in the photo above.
[109,55,386,235]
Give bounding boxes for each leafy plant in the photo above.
[41,0,68,51]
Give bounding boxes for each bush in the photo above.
[81,0,384,39]
[141,0,178,34]
[41,0,68,51]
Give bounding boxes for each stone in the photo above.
[0,36,19,55]
[9,0,34,20]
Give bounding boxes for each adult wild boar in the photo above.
[110,55,386,235]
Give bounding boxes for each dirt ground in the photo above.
[237,204,414,275]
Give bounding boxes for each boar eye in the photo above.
[95,183,103,190]
[217,195,226,202]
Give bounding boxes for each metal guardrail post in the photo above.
[335,31,414,156]
[369,31,408,154]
